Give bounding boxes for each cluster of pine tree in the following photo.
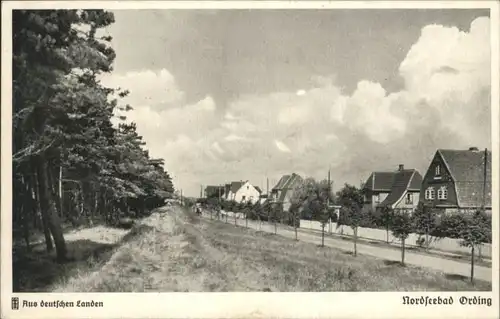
[12,10,174,262]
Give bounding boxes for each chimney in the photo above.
[469,147,479,152]
[398,164,404,171]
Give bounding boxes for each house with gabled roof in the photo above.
[420,147,492,214]
[362,164,423,213]
[270,173,303,212]
[223,180,261,204]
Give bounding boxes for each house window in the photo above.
[374,194,380,204]
[406,193,413,204]
[435,165,441,177]
[437,186,448,200]
[242,195,246,202]
[425,187,435,200]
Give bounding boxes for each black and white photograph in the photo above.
[2,1,499,318]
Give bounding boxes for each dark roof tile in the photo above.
[438,149,492,207]
[272,173,303,204]
[230,181,245,193]
[364,172,396,191]
[273,175,290,190]
[380,170,421,207]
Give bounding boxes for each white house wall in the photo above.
[234,182,261,203]
[393,191,420,210]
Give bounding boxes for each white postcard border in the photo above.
[1,1,499,319]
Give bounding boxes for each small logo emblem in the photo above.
[11,297,19,310]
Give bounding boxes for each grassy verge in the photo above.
[51,207,490,292]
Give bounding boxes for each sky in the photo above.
[99,9,492,197]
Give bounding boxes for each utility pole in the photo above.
[200,185,203,199]
[478,148,488,260]
[483,148,488,210]
[217,184,222,220]
[267,177,270,226]
[327,167,332,234]
[267,177,269,197]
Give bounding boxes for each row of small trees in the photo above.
[12,10,175,263]
[199,179,491,283]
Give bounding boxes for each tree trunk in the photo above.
[353,227,358,256]
[24,176,39,252]
[321,224,325,247]
[471,246,475,284]
[401,238,406,265]
[246,214,248,228]
[425,231,430,251]
[36,157,67,262]
[47,164,62,219]
[386,225,389,244]
[294,212,298,240]
[19,199,31,252]
[32,169,53,253]
[91,190,97,221]
[98,192,105,224]
[59,164,63,220]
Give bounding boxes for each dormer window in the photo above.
[435,164,441,177]
[425,187,435,200]
[437,186,448,200]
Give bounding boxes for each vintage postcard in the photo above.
[1,1,499,318]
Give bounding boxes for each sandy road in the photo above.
[201,213,492,283]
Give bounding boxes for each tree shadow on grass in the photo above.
[383,260,405,267]
[444,273,469,281]
[13,239,117,292]
[13,224,155,292]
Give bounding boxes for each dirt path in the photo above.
[201,213,492,283]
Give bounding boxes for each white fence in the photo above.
[299,219,492,258]
[199,209,491,258]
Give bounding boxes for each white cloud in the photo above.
[224,134,247,142]
[274,140,291,153]
[99,69,185,109]
[105,17,491,197]
[212,142,225,154]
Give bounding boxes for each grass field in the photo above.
[25,205,488,292]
